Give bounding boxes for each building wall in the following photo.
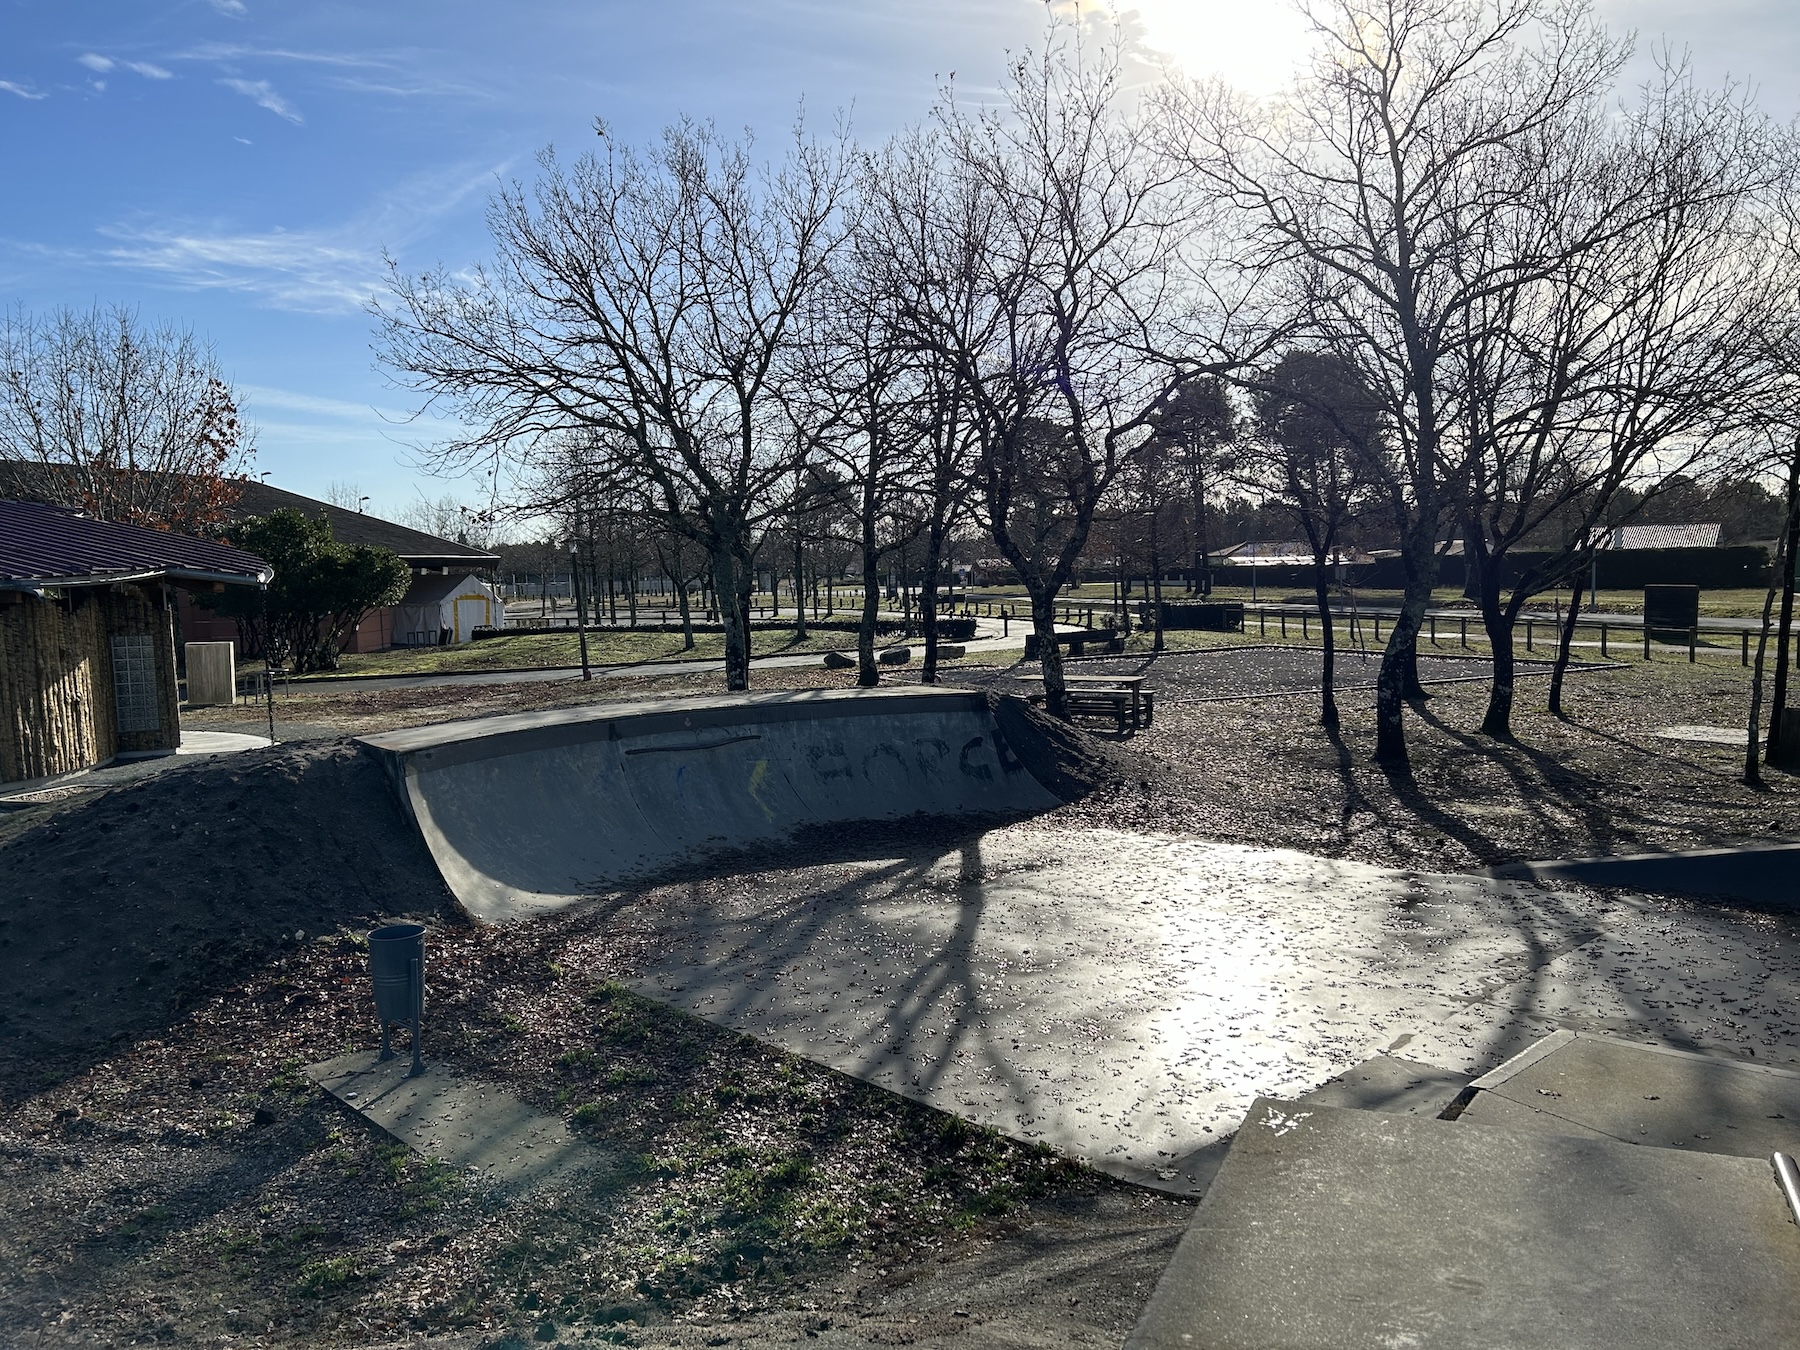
[343,606,393,654]
[175,588,396,658]
[0,583,179,784]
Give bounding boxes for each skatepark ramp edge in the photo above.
[358,687,1063,923]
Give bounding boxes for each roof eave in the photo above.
[0,566,272,591]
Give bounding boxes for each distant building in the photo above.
[390,571,504,647]
[1216,541,1372,566]
[1605,523,1722,550]
[174,482,501,654]
[0,465,501,655]
[0,500,271,785]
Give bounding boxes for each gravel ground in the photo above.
[4,644,1796,1348]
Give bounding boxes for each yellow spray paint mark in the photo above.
[747,758,776,821]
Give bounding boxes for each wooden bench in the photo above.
[1023,675,1153,731]
[1023,628,1124,661]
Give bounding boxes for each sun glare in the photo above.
[1121,0,1316,93]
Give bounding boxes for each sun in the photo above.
[1119,0,1317,93]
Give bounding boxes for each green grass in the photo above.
[308,627,863,679]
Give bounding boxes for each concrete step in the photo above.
[1127,1096,1800,1350]
[1457,1028,1800,1158]
[307,1050,610,1194]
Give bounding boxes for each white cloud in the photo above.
[219,76,302,123]
[178,42,385,69]
[101,226,369,311]
[210,0,248,14]
[239,384,411,422]
[0,80,46,100]
[79,55,172,81]
[93,161,504,314]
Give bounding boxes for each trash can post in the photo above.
[368,923,427,1078]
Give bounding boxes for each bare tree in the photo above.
[907,34,1233,718]
[860,131,986,682]
[0,305,254,531]
[1247,350,1383,728]
[1169,0,1639,765]
[1451,64,1783,737]
[374,119,853,691]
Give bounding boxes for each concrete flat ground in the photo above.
[626,823,1800,1193]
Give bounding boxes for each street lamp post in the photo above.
[570,539,592,681]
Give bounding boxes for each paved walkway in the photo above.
[286,618,1034,694]
[621,824,1800,1195]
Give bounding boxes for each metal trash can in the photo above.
[368,922,426,1076]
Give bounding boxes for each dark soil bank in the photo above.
[0,741,460,1097]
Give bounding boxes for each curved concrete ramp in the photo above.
[1492,842,1800,908]
[359,689,1061,922]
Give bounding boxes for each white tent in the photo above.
[391,572,502,646]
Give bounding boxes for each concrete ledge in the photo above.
[1490,842,1800,907]
[1127,1097,1800,1350]
[307,1051,609,1194]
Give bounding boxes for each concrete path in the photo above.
[0,729,274,805]
[1125,1098,1800,1350]
[623,824,1800,1194]
[287,618,1033,694]
[307,1050,608,1193]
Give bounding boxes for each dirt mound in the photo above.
[0,740,458,1095]
[988,691,1138,803]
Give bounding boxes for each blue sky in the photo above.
[2,1,1796,525]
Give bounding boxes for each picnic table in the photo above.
[1017,673,1153,731]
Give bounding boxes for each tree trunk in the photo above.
[920,518,946,684]
[710,545,751,691]
[1313,562,1337,729]
[858,526,881,688]
[1031,588,1068,719]
[1375,540,1436,765]
[676,576,694,650]
[1766,438,1800,760]
[1472,545,1517,738]
[1548,560,1586,717]
[793,536,809,641]
[1747,537,1785,789]
[1150,544,1165,654]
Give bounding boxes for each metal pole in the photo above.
[1773,1152,1800,1226]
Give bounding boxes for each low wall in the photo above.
[360,688,1062,922]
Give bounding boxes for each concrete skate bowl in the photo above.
[359,688,1065,922]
